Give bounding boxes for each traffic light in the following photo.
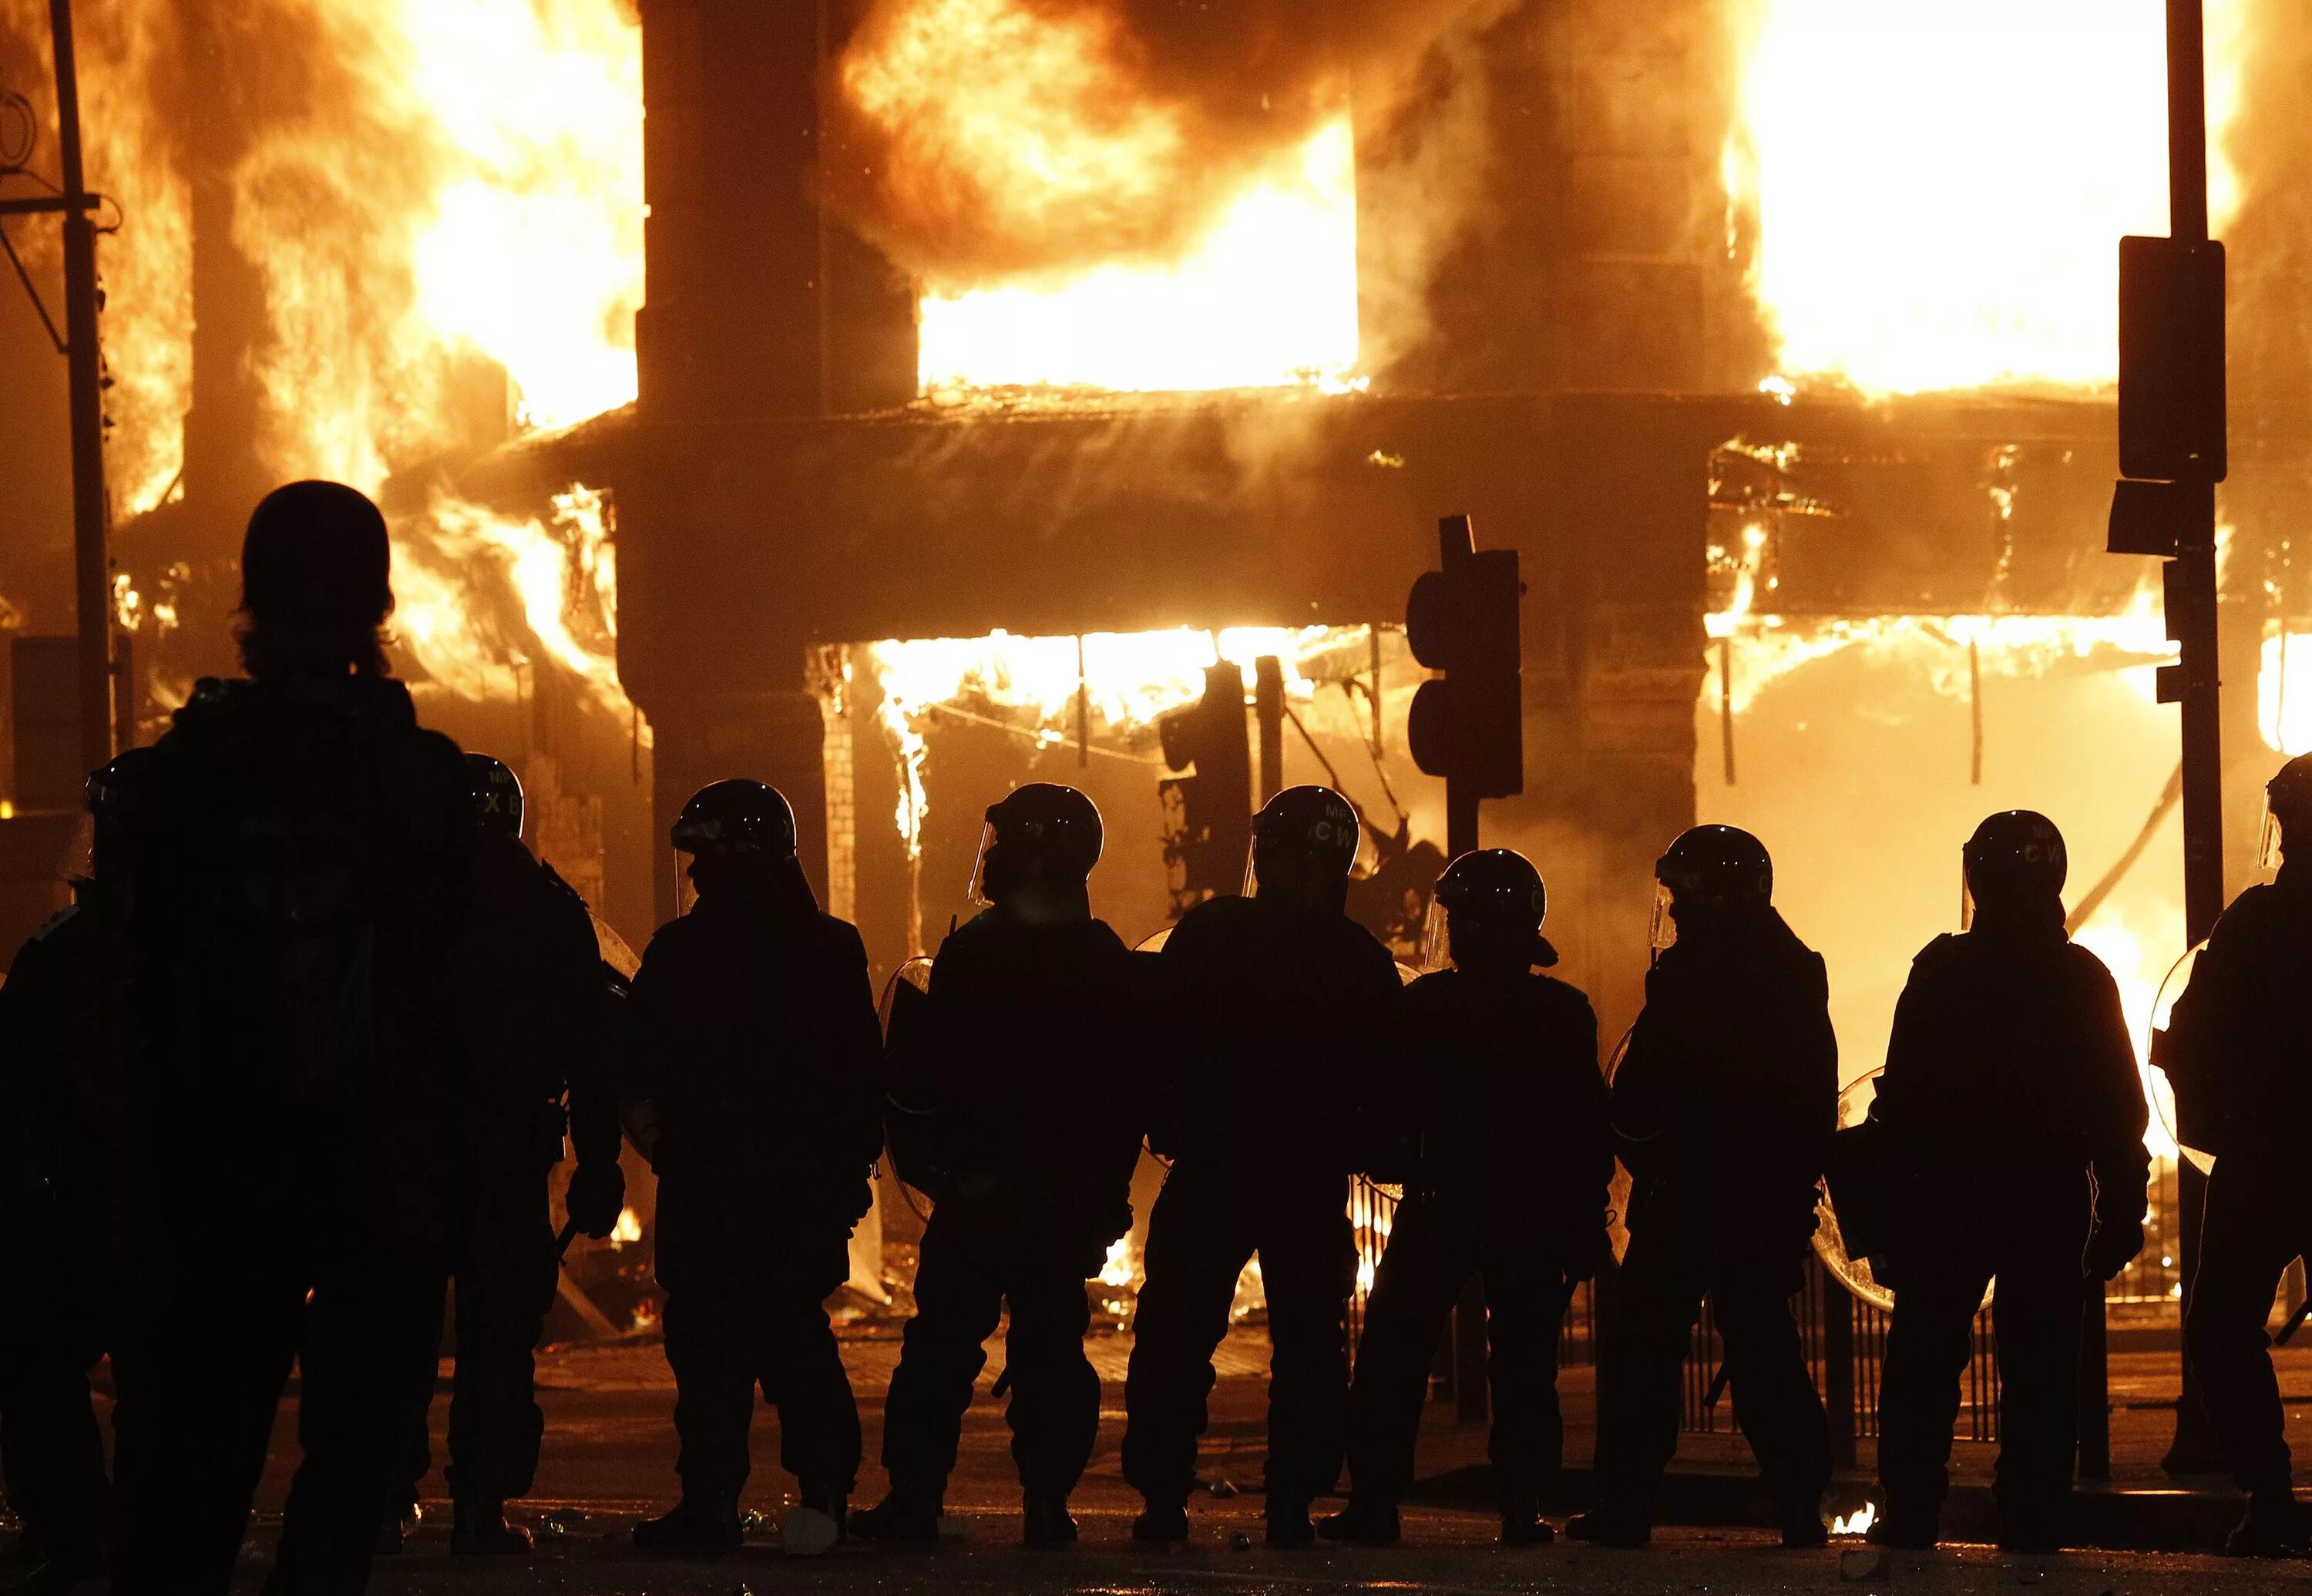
[2117,234,2226,487]
[1406,514,1523,802]
[1158,660,1252,904]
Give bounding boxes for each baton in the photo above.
[556,1215,583,1263]
[2276,1296,2312,1348]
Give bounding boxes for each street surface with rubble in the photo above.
[31,1323,2292,1593]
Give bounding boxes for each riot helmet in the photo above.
[671,779,813,911]
[1245,785,1361,912]
[1420,847,1558,972]
[1961,809,2066,922]
[968,782,1102,917]
[2261,753,2312,870]
[235,479,395,679]
[1652,824,1773,951]
[465,753,525,840]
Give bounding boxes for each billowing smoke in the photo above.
[826,0,1511,287]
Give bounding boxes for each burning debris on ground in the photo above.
[2,0,2311,1582]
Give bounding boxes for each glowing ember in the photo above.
[1742,0,2243,393]
[917,121,1361,395]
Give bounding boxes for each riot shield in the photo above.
[2146,940,2214,1174]
[879,957,946,1201]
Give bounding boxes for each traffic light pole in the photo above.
[2158,0,2227,1478]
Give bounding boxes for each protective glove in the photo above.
[566,1159,627,1242]
[2085,1215,2145,1284]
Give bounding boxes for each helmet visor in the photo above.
[1417,896,1450,972]
[2261,794,2284,873]
[966,818,999,907]
[1648,882,1678,956]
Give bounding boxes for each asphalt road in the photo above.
[317,1517,2311,1596]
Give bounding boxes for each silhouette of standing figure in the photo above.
[1571,825,1836,1550]
[630,781,882,1559]
[381,755,628,1557]
[0,754,146,1584]
[1869,811,2146,1554]
[1122,786,1402,1548]
[108,480,476,1596]
[2171,753,2312,1557]
[1319,848,1611,1548]
[853,784,1146,1547]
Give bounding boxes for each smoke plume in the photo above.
[827,0,1510,287]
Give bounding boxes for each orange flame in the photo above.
[1742,0,2245,393]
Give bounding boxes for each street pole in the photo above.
[2158,0,2227,1477]
[50,0,112,772]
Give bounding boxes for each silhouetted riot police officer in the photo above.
[1122,785,1403,1547]
[1319,849,1612,1548]
[630,781,882,1557]
[108,481,476,1596]
[1867,811,2147,1553]
[0,757,143,1583]
[2173,754,2312,1557]
[385,756,627,1556]
[852,785,1145,1546]
[1571,825,1836,1549]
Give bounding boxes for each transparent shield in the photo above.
[1648,884,1677,957]
[965,821,999,907]
[590,911,640,980]
[877,955,936,1046]
[2148,940,2214,1174]
[1601,1022,1644,1267]
[1811,1070,1994,1312]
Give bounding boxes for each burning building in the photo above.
[2,0,2309,1099]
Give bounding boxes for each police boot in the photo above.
[451,1498,533,1555]
[375,1498,420,1557]
[1131,1499,1189,1544]
[1264,1498,1316,1548]
[781,1491,846,1557]
[1498,1482,1553,1547]
[1777,1497,1831,1549]
[1022,1489,1078,1546]
[1564,1501,1649,1548]
[2226,1489,2310,1558]
[1867,1504,1938,1551]
[632,1490,742,1554]
[1316,1500,1400,1545]
[849,1489,942,1543]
